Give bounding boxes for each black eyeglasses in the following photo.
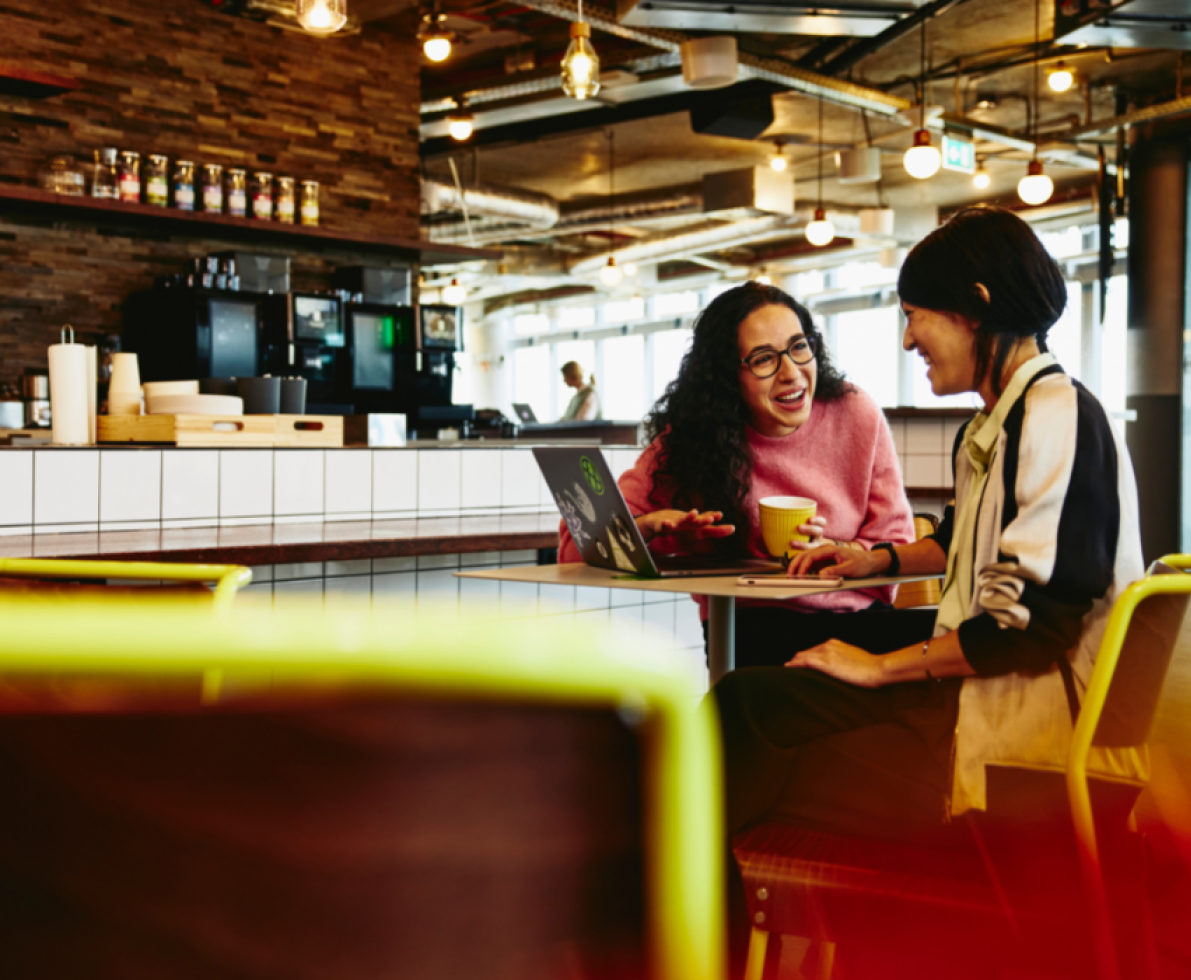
[740,336,817,379]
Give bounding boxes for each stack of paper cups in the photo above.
[86,346,97,443]
[108,352,142,416]
[48,328,90,446]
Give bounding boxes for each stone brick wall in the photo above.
[0,0,421,383]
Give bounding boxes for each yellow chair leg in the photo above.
[743,927,769,980]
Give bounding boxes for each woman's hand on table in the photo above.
[635,509,736,544]
[786,640,886,688]
[786,542,887,579]
[785,515,828,553]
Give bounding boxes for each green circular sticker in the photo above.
[580,456,605,495]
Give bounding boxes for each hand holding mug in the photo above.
[786,514,828,553]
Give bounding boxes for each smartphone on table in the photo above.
[737,574,843,588]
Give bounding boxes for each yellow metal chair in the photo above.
[734,556,1191,980]
[0,558,251,612]
[0,599,722,980]
[891,513,942,610]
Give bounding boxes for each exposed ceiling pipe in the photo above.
[1058,93,1191,141]
[422,179,560,231]
[567,215,796,275]
[816,0,971,77]
[513,0,911,116]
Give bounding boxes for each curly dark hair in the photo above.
[643,281,851,552]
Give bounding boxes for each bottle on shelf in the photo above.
[145,154,169,207]
[300,179,320,227]
[252,171,274,220]
[92,148,119,199]
[227,167,247,218]
[174,160,195,211]
[118,150,141,203]
[276,176,296,224]
[202,163,224,213]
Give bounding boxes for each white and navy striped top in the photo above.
[928,354,1146,815]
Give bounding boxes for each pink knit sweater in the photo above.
[559,388,915,618]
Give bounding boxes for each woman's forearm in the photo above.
[869,537,948,576]
[879,629,976,684]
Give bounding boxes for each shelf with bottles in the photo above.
[0,184,499,267]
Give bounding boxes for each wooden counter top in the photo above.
[0,515,562,566]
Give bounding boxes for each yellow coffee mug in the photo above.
[758,496,817,561]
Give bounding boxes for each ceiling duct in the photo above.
[1055,0,1191,51]
[422,180,560,241]
[617,0,916,38]
[690,88,775,140]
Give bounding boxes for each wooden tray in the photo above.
[98,414,275,447]
[273,415,344,448]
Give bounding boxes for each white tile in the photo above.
[539,583,575,614]
[275,451,325,517]
[100,451,161,524]
[610,603,643,634]
[887,417,906,454]
[418,553,459,570]
[417,568,459,617]
[905,455,945,488]
[418,450,462,513]
[162,450,219,521]
[942,462,955,489]
[373,451,418,514]
[574,607,610,635]
[575,585,609,612]
[220,451,273,519]
[460,550,503,568]
[372,572,417,616]
[162,517,218,530]
[642,601,676,644]
[220,515,273,528]
[461,451,502,509]
[100,520,160,532]
[0,453,34,526]
[325,450,372,515]
[324,575,372,611]
[905,418,944,455]
[275,562,325,581]
[275,579,324,600]
[0,525,32,537]
[374,556,417,574]
[675,605,705,650]
[501,450,541,509]
[610,587,644,608]
[248,565,275,582]
[500,579,538,617]
[500,550,538,564]
[34,450,99,525]
[326,560,370,577]
[459,575,501,621]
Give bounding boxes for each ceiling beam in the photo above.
[351,0,419,22]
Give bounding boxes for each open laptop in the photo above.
[534,446,781,579]
[512,403,538,423]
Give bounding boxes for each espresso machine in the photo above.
[261,292,349,413]
[337,303,417,415]
[415,304,473,437]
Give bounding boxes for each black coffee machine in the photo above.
[415,304,473,436]
[261,293,350,413]
[124,287,266,381]
[337,303,418,415]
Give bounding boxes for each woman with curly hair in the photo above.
[558,281,929,668]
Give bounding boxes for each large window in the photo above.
[1047,281,1084,382]
[602,334,646,420]
[554,339,596,417]
[832,307,900,407]
[512,344,551,420]
[651,328,693,405]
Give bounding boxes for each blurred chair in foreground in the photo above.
[733,557,1191,980]
[0,599,722,980]
[0,558,251,612]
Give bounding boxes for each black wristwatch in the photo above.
[871,542,900,577]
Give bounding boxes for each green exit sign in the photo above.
[942,134,975,174]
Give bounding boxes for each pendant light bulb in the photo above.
[903,130,941,179]
[296,0,347,35]
[446,100,474,141]
[754,271,772,286]
[561,21,601,100]
[770,142,788,172]
[1048,62,1075,92]
[973,157,991,190]
[1017,159,1054,205]
[442,278,467,305]
[805,208,835,247]
[424,34,452,62]
[599,255,623,287]
[622,261,638,278]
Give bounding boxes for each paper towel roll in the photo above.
[86,346,97,444]
[110,352,141,393]
[49,342,90,446]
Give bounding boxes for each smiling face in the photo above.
[901,301,980,397]
[738,303,818,438]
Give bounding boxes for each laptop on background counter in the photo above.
[533,447,780,579]
[512,403,538,423]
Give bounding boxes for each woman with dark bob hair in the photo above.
[559,280,927,667]
[716,207,1144,898]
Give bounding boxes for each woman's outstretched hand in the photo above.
[635,509,736,544]
[787,639,886,688]
[786,542,887,579]
[785,515,828,553]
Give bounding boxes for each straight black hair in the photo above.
[898,206,1067,396]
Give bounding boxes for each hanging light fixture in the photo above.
[973,156,991,189]
[1048,61,1075,92]
[447,99,474,141]
[903,20,941,179]
[418,7,454,62]
[753,269,772,286]
[770,140,788,173]
[598,128,622,286]
[806,98,835,248]
[296,0,347,35]
[622,261,638,278]
[561,0,600,100]
[442,278,467,305]
[1019,0,1054,206]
